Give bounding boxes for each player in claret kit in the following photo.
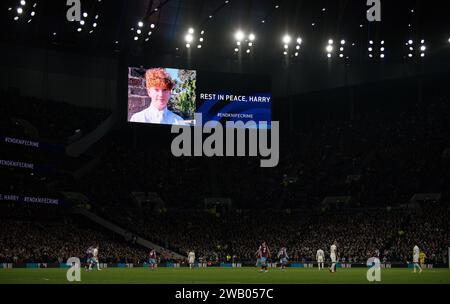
[256,241,271,273]
[148,249,157,270]
[85,245,94,271]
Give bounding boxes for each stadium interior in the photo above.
[0,0,449,284]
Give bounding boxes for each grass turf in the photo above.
[0,267,449,284]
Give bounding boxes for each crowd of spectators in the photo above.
[93,204,448,265]
[0,204,148,264]
[0,203,447,265]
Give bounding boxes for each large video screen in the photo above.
[127,67,272,128]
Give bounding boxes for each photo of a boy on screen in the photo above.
[129,68,187,125]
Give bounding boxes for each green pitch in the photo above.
[0,268,449,284]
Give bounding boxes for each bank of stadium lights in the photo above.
[281,35,302,57]
[198,31,205,49]
[184,28,194,48]
[367,40,385,59]
[281,36,302,57]
[72,3,102,34]
[380,41,386,58]
[406,40,414,58]
[325,39,334,58]
[339,40,346,58]
[132,21,155,42]
[294,38,302,57]
[282,34,291,55]
[197,30,204,49]
[234,30,255,54]
[325,39,347,59]
[281,35,290,55]
[247,33,255,53]
[405,39,427,59]
[9,1,37,23]
[183,28,205,49]
[420,40,426,57]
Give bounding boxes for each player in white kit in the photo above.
[412,245,422,273]
[316,249,325,270]
[90,244,101,271]
[188,251,196,269]
[329,241,337,273]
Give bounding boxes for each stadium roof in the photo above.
[1,0,449,63]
